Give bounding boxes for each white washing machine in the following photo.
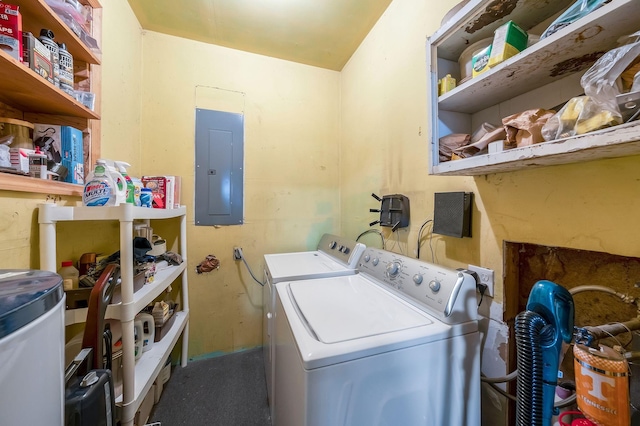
[263,233,365,420]
[274,248,481,426]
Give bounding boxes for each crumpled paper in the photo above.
[502,108,556,148]
[196,254,220,274]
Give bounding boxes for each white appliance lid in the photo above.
[265,251,353,281]
[0,270,63,338]
[289,277,432,344]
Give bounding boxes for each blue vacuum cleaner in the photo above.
[515,280,574,426]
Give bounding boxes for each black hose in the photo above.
[515,311,555,426]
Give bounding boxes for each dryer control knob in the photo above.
[364,254,371,262]
[372,258,379,266]
[386,262,400,277]
[413,274,423,285]
[429,279,441,292]
[329,241,337,249]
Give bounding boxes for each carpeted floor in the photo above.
[149,348,271,426]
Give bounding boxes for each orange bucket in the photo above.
[574,344,629,426]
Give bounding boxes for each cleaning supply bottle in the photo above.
[58,260,79,290]
[115,161,136,205]
[83,159,117,206]
[98,159,127,205]
[131,177,143,207]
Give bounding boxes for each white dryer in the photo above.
[263,233,365,419]
[274,248,481,426]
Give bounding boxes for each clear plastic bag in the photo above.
[541,96,619,141]
[541,0,608,39]
[580,32,640,118]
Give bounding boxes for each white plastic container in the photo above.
[136,312,155,352]
[83,160,118,206]
[58,260,79,290]
[458,37,492,82]
[134,319,144,360]
[0,270,65,426]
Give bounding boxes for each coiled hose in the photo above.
[515,310,555,426]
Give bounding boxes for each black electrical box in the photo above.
[370,193,410,231]
[433,192,473,238]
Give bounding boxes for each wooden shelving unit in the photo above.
[0,0,102,196]
[427,0,640,176]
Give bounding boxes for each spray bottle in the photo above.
[83,159,117,206]
[115,161,136,205]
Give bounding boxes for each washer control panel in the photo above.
[357,248,477,324]
[317,234,366,268]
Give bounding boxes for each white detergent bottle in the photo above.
[83,160,117,206]
[99,158,127,205]
[114,161,136,205]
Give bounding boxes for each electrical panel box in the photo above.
[370,193,410,232]
[433,192,473,238]
[194,108,244,226]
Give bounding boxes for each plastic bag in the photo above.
[541,96,619,141]
[580,32,640,117]
[541,0,608,39]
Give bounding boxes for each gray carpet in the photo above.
[149,348,272,426]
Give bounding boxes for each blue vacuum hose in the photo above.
[515,280,574,426]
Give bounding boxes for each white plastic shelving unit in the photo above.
[38,203,190,426]
[427,0,640,176]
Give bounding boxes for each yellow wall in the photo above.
[137,32,341,356]
[340,0,640,299]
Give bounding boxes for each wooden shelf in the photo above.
[0,49,99,119]
[436,0,640,114]
[15,0,101,65]
[427,0,640,176]
[0,173,83,196]
[432,121,640,176]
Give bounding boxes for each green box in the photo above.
[488,21,528,68]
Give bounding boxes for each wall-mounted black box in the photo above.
[370,193,410,231]
[433,192,473,238]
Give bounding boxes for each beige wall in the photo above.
[137,32,341,357]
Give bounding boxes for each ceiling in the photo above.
[127,0,393,71]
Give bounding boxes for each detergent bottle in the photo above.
[98,159,127,205]
[115,161,136,205]
[83,160,117,206]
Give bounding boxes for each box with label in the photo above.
[33,124,84,184]
[142,176,168,209]
[22,32,54,84]
[142,175,180,209]
[472,44,492,78]
[0,2,22,62]
[488,21,528,69]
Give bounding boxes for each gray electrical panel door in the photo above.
[195,108,244,226]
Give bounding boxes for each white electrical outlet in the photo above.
[467,264,494,297]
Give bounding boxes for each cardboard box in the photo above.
[472,44,491,78]
[134,385,155,426]
[22,32,54,84]
[0,3,22,62]
[33,124,84,184]
[142,175,180,209]
[488,21,528,68]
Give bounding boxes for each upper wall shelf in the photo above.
[427,0,640,176]
[0,49,99,119]
[14,0,101,65]
[436,0,640,114]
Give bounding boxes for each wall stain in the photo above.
[465,0,518,34]
[550,52,605,77]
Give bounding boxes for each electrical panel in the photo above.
[369,193,410,232]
